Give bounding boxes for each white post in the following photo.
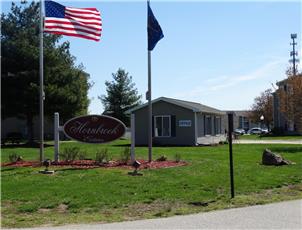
[130,113,135,163]
[54,112,60,162]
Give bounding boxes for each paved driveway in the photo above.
[5,200,302,230]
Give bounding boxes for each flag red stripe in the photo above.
[65,13,101,21]
[44,21,102,31]
[45,18,102,27]
[64,16,100,24]
[44,27,100,39]
[44,30,100,41]
[67,7,99,12]
[80,8,99,11]
[44,25,101,36]
[65,7,100,15]
[65,12,100,20]
[65,9,100,17]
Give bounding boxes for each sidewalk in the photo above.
[4,200,302,230]
[234,139,302,144]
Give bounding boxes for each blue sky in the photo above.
[2,0,301,114]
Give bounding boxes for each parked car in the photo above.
[247,127,268,135]
[261,128,269,134]
[247,127,263,135]
[2,132,23,145]
[234,128,245,135]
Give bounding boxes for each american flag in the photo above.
[44,0,102,41]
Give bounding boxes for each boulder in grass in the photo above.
[262,149,291,166]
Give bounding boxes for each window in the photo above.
[239,116,243,129]
[214,116,221,135]
[205,116,212,135]
[243,117,249,130]
[154,116,171,137]
[239,116,249,130]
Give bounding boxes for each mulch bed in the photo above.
[1,159,187,170]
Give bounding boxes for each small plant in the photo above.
[156,155,167,161]
[119,147,130,165]
[95,148,110,164]
[174,153,181,163]
[219,141,228,145]
[8,153,22,163]
[78,152,87,160]
[60,147,80,161]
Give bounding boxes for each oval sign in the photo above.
[63,115,126,144]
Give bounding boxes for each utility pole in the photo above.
[290,34,299,76]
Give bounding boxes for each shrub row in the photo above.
[59,147,131,164]
[8,148,182,163]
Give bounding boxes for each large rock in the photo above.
[262,149,290,166]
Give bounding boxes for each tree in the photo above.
[99,68,142,126]
[249,89,273,130]
[277,73,302,133]
[1,2,90,143]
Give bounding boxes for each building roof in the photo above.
[126,97,225,115]
[276,74,302,86]
[222,110,251,116]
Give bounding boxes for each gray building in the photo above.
[127,97,227,146]
[228,110,258,131]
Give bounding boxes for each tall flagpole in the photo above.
[147,0,152,163]
[148,50,152,162]
[147,0,163,162]
[39,0,44,162]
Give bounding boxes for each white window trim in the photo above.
[154,115,171,138]
[205,115,212,136]
[214,116,222,136]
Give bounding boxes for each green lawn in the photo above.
[239,134,302,140]
[1,140,302,228]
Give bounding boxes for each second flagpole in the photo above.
[148,50,152,162]
[147,0,152,163]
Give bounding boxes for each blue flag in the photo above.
[148,2,164,51]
